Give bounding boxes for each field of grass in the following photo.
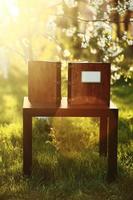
[0,66,133,200]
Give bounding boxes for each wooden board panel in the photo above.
[68,62,111,107]
[28,61,61,106]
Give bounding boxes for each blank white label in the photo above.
[81,71,101,83]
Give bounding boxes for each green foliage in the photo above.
[49,117,99,153]
[119,142,133,173]
[54,0,133,84]
[0,123,22,174]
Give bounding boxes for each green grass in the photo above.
[0,66,133,199]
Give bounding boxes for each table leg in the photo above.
[99,116,107,156]
[107,109,118,182]
[23,110,32,176]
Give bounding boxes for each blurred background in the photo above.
[0,0,133,81]
[0,1,133,199]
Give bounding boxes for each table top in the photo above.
[23,97,117,109]
[23,97,118,117]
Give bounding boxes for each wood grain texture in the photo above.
[28,61,61,106]
[68,62,111,107]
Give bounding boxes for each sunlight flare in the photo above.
[0,0,19,17]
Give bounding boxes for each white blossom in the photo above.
[64,0,77,8]
[56,45,62,52]
[64,49,71,57]
[86,22,93,32]
[97,38,106,48]
[65,27,76,37]
[128,0,133,11]
[127,40,133,45]
[107,4,111,14]
[130,66,133,71]
[111,64,118,72]
[81,42,88,48]
[46,16,56,35]
[90,48,97,54]
[103,55,109,62]
[122,31,127,40]
[77,33,84,38]
[114,73,121,80]
[57,5,64,15]
[84,33,91,43]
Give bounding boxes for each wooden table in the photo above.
[23,97,118,181]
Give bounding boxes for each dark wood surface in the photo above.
[99,117,108,156]
[68,63,111,107]
[23,112,32,176]
[28,61,61,106]
[23,97,118,181]
[108,109,118,182]
[23,97,117,117]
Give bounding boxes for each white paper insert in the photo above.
[81,71,101,83]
